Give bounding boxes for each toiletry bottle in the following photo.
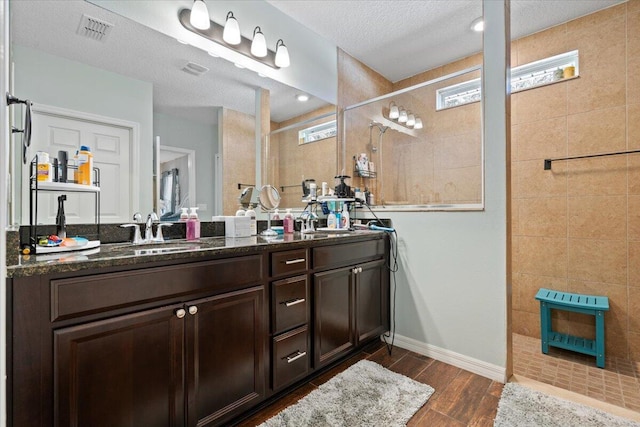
[273,208,280,220]
[327,211,337,229]
[180,207,189,221]
[309,182,317,201]
[341,203,350,229]
[56,195,67,238]
[245,205,257,235]
[335,211,342,229]
[76,145,93,185]
[235,207,246,216]
[284,208,294,234]
[36,151,51,182]
[58,150,68,183]
[186,207,200,240]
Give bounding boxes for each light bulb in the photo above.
[296,94,309,102]
[414,118,423,129]
[190,0,210,30]
[471,17,484,32]
[389,102,399,119]
[223,11,241,45]
[275,39,290,68]
[406,113,415,127]
[251,26,267,58]
[398,109,408,123]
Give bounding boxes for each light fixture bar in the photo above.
[178,8,280,69]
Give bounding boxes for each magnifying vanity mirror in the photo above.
[258,185,281,236]
[8,0,336,227]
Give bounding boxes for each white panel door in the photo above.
[23,107,134,225]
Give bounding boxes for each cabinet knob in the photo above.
[188,305,198,315]
[175,308,186,319]
[352,267,358,274]
[358,267,363,273]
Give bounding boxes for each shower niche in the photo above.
[343,66,484,211]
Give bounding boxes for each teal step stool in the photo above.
[535,288,609,368]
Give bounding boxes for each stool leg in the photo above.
[595,310,605,368]
[540,302,550,354]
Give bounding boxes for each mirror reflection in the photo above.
[9,0,334,225]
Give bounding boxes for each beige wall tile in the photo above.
[628,156,640,195]
[518,197,567,237]
[512,83,567,125]
[567,157,627,196]
[629,56,640,110]
[629,104,640,150]
[568,238,627,285]
[512,197,520,236]
[629,195,640,240]
[567,106,626,156]
[567,15,626,114]
[514,116,567,162]
[513,273,568,314]
[629,241,640,287]
[629,0,640,14]
[628,9,640,57]
[513,310,541,338]
[568,195,626,240]
[565,3,626,34]
[629,331,640,361]
[606,331,630,359]
[433,133,481,169]
[516,24,568,66]
[567,280,628,336]
[513,235,567,277]
[514,159,567,198]
[630,287,640,333]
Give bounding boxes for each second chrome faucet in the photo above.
[121,212,172,244]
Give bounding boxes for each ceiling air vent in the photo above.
[77,14,114,42]
[182,62,209,77]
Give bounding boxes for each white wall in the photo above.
[153,111,217,219]
[1,1,9,425]
[12,44,154,217]
[386,0,509,381]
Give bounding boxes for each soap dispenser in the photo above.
[180,207,189,222]
[186,207,200,241]
[341,203,350,229]
[283,209,294,234]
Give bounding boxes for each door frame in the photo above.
[20,103,140,223]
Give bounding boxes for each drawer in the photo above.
[51,255,264,322]
[273,326,310,390]
[272,275,309,334]
[313,239,384,271]
[271,248,309,278]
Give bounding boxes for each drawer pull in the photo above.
[175,308,186,319]
[283,298,305,307]
[285,351,307,363]
[284,258,306,265]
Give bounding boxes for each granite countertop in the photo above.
[7,230,384,278]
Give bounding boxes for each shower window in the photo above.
[343,66,484,211]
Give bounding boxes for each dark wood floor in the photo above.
[237,342,504,426]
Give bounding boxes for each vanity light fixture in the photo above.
[296,94,309,102]
[398,109,408,123]
[189,0,210,30]
[406,112,416,127]
[275,39,290,68]
[222,12,241,45]
[471,17,484,32]
[179,7,289,69]
[250,26,267,58]
[414,118,423,129]
[389,102,399,119]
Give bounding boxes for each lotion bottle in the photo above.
[284,208,294,234]
[186,207,200,241]
[341,203,350,229]
[245,205,257,235]
[327,211,337,229]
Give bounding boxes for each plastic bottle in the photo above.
[335,211,342,229]
[36,151,52,182]
[283,208,294,234]
[341,203,350,229]
[272,208,280,220]
[327,211,337,229]
[180,207,189,222]
[76,145,93,186]
[245,205,257,235]
[235,207,246,216]
[186,207,200,241]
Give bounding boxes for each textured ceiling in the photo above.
[268,0,625,82]
[11,0,626,126]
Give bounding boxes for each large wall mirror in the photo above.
[8,0,336,225]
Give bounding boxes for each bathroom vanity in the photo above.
[6,231,389,427]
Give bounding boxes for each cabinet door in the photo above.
[54,304,185,427]
[313,267,355,368]
[356,259,389,343]
[185,286,266,427]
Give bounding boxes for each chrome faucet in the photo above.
[145,212,159,242]
[121,212,171,244]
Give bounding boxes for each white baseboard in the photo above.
[390,334,507,383]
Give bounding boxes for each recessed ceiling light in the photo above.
[471,17,484,32]
[208,51,219,57]
[234,63,245,69]
[296,94,309,102]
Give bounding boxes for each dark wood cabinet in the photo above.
[313,266,356,367]
[54,304,185,427]
[185,287,265,427]
[356,259,389,343]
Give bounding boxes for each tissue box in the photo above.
[224,216,251,237]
